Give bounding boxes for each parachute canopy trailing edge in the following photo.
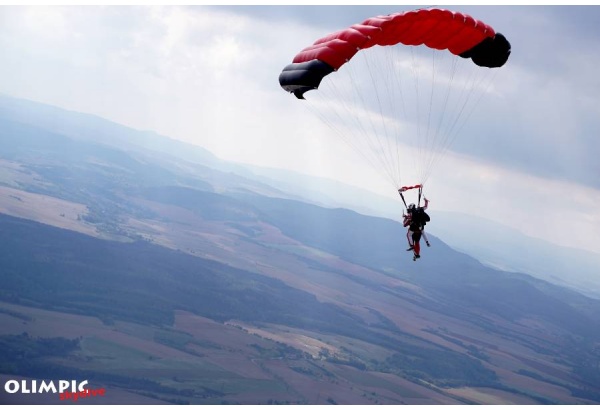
[279,8,511,99]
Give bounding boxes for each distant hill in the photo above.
[431,211,600,298]
[4,94,598,298]
[1,93,600,404]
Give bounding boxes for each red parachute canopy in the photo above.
[280,8,510,98]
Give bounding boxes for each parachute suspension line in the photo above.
[427,68,499,183]
[303,96,396,190]
[358,56,404,189]
[382,44,425,190]
[387,48,410,190]
[412,46,438,186]
[433,64,497,176]
[302,74,376,177]
[363,52,402,187]
[421,59,469,184]
[380,47,405,187]
[303,58,401,191]
[392,50,408,188]
[306,86,394,189]
[425,47,436,159]
[353,45,499,190]
[409,46,423,181]
[389,45,413,188]
[338,63,395,185]
[421,52,461,184]
[446,68,498,150]
[406,47,446,186]
[419,56,499,184]
[421,47,439,184]
[446,65,482,139]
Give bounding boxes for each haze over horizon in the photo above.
[1,3,599,255]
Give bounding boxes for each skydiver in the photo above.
[403,198,430,261]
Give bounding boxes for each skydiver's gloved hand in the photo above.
[426,241,430,247]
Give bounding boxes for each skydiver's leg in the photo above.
[406,229,414,250]
[412,230,422,256]
[422,229,430,246]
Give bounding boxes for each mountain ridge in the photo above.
[1,93,600,404]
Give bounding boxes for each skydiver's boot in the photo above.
[413,241,421,261]
[406,246,413,251]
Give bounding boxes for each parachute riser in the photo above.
[398,191,408,210]
[398,184,423,211]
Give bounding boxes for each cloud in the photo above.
[412,6,600,189]
[427,151,600,254]
[207,5,600,191]
[1,5,599,254]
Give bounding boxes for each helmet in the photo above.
[408,203,416,211]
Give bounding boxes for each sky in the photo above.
[0,3,600,254]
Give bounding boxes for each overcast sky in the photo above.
[1,4,600,254]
